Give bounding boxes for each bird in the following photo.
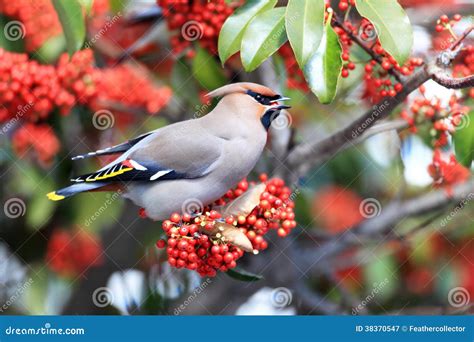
[47,82,291,221]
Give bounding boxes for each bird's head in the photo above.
[207,82,291,130]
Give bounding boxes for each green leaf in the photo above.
[77,0,93,14]
[286,0,325,68]
[192,47,227,91]
[226,267,263,282]
[454,103,474,168]
[241,7,288,72]
[355,0,413,65]
[304,18,342,104]
[172,57,200,107]
[52,0,86,55]
[363,253,398,302]
[218,0,277,64]
[34,34,66,63]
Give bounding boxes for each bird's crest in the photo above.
[206,82,277,99]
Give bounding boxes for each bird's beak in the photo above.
[268,95,291,110]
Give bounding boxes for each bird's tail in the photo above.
[47,182,109,201]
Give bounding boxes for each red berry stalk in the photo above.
[154,174,297,277]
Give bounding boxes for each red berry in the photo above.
[224,252,234,263]
[156,239,166,248]
[170,213,181,223]
[338,1,349,11]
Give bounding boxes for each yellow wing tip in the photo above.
[47,191,65,201]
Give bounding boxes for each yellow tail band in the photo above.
[47,191,65,201]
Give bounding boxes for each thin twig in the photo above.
[332,14,403,82]
[300,180,474,275]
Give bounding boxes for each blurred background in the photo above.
[0,0,473,315]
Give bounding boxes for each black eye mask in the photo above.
[246,90,281,105]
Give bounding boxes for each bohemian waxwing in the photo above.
[47,82,290,221]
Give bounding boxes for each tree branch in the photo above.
[286,67,430,179]
[299,180,474,274]
[287,61,473,180]
[332,14,403,82]
[430,68,474,89]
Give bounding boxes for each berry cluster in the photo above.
[0,48,96,123]
[56,50,98,114]
[333,19,357,79]
[0,0,111,52]
[159,211,245,277]
[12,123,60,166]
[428,149,469,190]
[155,174,297,277]
[216,175,297,241]
[401,89,469,147]
[0,0,62,52]
[92,64,173,115]
[362,54,423,103]
[0,48,172,164]
[46,228,103,278]
[278,44,309,92]
[337,0,355,12]
[312,186,363,234]
[435,14,462,33]
[453,46,474,86]
[157,0,239,56]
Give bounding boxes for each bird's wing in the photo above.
[70,122,223,183]
[70,131,155,160]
